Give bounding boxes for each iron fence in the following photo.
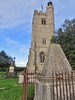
[22,70,75,100]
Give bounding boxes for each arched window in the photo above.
[40,52,45,63]
[42,39,46,44]
[41,18,46,25]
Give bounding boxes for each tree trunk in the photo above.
[1,67,3,78]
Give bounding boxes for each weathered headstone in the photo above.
[18,73,24,84]
[9,61,15,73]
[6,60,17,78]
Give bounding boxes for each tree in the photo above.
[0,50,13,77]
[51,18,75,70]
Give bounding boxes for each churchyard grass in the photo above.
[0,78,22,100]
[27,85,35,99]
[0,78,35,100]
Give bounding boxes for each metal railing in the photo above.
[22,70,75,100]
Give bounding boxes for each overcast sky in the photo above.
[0,0,75,67]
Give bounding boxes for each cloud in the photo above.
[5,38,18,44]
[53,0,75,29]
[15,44,29,53]
[0,0,75,30]
[5,37,29,53]
[0,0,39,29]
[19,45,29,53]
[15,61,27,67]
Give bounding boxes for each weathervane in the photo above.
[41,4,43,10]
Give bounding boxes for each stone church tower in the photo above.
[27,1,55,72]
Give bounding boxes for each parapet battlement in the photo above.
[34,10,47,16]
[34,2,53,16]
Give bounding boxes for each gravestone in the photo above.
[9,60,14,73]
[18,73,24,84]
[6,60,17,78]
[34,44,72,100]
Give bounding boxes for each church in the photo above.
[26,1,55,72]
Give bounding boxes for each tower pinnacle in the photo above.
[47,1,53,6]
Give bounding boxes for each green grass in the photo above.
[0,78,22,100]
[27,85,35,99]
[0,78,35,100]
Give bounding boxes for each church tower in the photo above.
[27,1,55,72]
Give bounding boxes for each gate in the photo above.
[23,69,35,100]
[22,69,75,100]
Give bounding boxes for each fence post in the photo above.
[23,69,28,100]
[52,71,55,100]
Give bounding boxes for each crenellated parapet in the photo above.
[34,10,47,16]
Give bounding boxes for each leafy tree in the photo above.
[0,50,13,77]
[51,18,75,70]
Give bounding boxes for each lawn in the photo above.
[27,85,35,99]
[0,78,35,100]
[0,78,22,100]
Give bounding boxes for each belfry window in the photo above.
[40,52,45,63]
[41,18,46,25]
[42,39,46,44]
